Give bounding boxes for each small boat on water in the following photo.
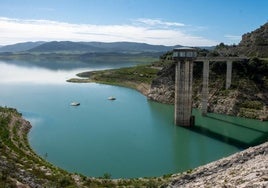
[108,96,116,100]
[70,102,80,106]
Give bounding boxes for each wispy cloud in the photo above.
[134,18,185,27]
[0,17,217,46]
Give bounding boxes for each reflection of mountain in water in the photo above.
[0,57,146,71]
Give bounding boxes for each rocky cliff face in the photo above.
[237,22,268,57]
[148,63,175,104]
[215,22,268,57]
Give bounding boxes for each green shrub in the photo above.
[163,173,172,179]
[145,179,158,188]
[102,172,111,179]
[239,108,259,119]
[58,176,73,187]
[240,100,263,110]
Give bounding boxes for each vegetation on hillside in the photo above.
[68,64,160,91]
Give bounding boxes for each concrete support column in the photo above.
[174,60,193,126]
[226,61,232,89]
[201,60,209,115]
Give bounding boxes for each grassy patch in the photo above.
[70,64,160,91]
[87,65,158,84]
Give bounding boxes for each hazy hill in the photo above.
[0,41,183,54]
[81,41,181,52]
[28,41,103,53]
[0,41,45,52]
[29,41,181,53]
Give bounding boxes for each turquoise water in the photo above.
[0,60,267,178]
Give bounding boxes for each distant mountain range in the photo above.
[0,41,184,53]
[0,41,46,53]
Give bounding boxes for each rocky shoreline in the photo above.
[164,142,268,188]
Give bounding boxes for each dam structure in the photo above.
[173,47,197,126]
[196,57,248,116]
[173,47,247,126]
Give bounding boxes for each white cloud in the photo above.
[0,17,217,46]
[135,18,185,27]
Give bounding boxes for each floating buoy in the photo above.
[70,102,80,106]
[108,96,116,100]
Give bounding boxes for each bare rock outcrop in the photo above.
[165,142,268,188]
[237,22,268,57]
[148,63,175,104]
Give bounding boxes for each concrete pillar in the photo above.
[201,60,209,115]
[174,60,193,126]
[226,61,232,89]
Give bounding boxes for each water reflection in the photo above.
[192,111,268,149]
[0,61,89,84]
[1,58,141,70]
[0,59,140,84]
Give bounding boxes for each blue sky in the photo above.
[0,0,267,46]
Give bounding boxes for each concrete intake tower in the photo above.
[173,47,197,126]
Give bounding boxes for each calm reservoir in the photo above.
[0,60,267,178]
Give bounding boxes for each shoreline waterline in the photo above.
[1,106,267,187]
